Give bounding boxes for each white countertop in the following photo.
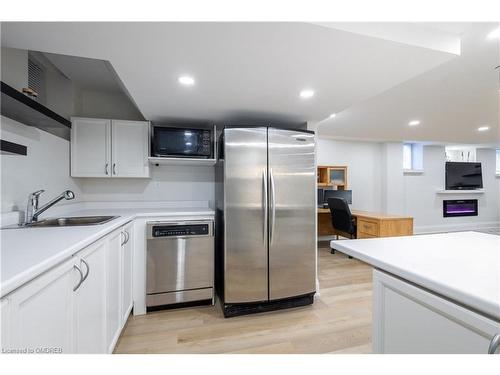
[331,231,500,320]
[0,206,214,298]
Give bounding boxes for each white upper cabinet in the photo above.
[71,117,111,177]
[71,117,150,178]
[111,120,150,178]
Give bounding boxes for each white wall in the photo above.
[404,146,500,233]
[1,47,28,90]
[1,115,214,217]
[77,166,214,205]
[74,89,144,121]
[316,138,383,212]
[0,116,84,213]
[317,137,500,233]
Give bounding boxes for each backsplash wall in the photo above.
[0,116,84,213]
[1,116,215,215]
[78,165,215,205]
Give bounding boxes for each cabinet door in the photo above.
[111,120,150,178]
[373,269,500,354]
[121,223,134,325]
[8,259,76,353]
[74,241,107,353]
[71,117,111,177]
[1,297,11,351]
[106,229,122,353]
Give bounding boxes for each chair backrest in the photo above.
[327,197,353,233]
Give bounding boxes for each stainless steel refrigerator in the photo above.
[215,126,316,317]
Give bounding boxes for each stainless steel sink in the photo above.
[27,216,119,227]
[2,215,119,229]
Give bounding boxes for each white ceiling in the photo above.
[1,22,458,127]
[1,22,497,143]
[317,23,500,145]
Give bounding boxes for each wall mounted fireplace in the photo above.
[443,199,478,218]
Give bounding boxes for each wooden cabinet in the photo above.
[7,258,76,353]
[318,208,413,238]
[373,269,500,354]
[73,241,107,353]
[71,117,149,178]
[1,224,134,354]
[121,223,134,324]
[317,165,348,189]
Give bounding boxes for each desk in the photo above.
[318,208,413,238]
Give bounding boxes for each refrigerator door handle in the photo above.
[269,168,276,244]
[262,169,268,244]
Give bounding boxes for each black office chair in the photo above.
[327,197,356,257]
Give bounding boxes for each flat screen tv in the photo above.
[445,162,483,190]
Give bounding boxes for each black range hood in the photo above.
[1,81,71,140]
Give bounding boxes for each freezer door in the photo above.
[268,128,316,300]
[224,128,269,303]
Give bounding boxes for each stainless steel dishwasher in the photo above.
[146,220,214,309]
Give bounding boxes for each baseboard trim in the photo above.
[414,221,500,234]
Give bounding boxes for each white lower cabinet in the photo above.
[121,223,134,324]
[373,269,500,354]
[1,223,134,354]
[7,258,76,354]
[74,240,107,353]
[106,229,122,353]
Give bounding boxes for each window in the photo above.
[496,149,500,174]
[403,143,423,172]
[403,144,412,170]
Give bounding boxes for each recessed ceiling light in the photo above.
[408,120,420,126]
[487,27,500,39]
[477,126,490,132]
[329,113,336,119]
[299,89,314,99]
[178,76,195,86]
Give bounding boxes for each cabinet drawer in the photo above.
[358,219,379,236]
[357,231,377,239]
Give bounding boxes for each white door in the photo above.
[8,258,76,353]
[106,229,122,353]
[71,117,111,177]
[74,241,107,353]
[111,120,150,178]
[121,223,134,325]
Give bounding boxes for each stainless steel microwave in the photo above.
[151,126,214,159]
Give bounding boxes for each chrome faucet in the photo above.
[25,190,75,224]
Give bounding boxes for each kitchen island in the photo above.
[331,231,500,354]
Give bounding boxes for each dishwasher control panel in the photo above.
[152,224,210,238]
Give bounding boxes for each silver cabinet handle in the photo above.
[125,230,130,244]
[113,163,116,175]
[105,163,109,175]
[269,168,276,244]
[120,231,126,246]
[73,264,84,291]
[81,258,90,283]
[262,170,268,244]
[488,333,500,354]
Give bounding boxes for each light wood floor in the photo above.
[114,243,373,354]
